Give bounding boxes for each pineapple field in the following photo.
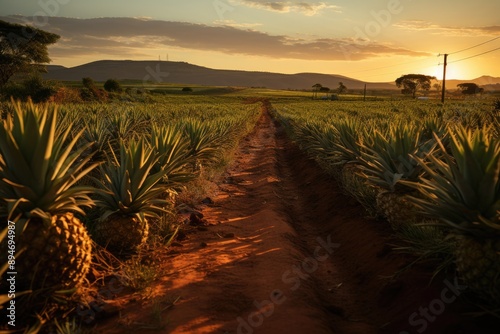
[1,91,500,333]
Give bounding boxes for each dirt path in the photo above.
[160,103,342,333]
[97,101,496,334]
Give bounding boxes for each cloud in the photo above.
[1,15,429,62]
[394,20,500,36]
[214,19,263,29]
[232,1,341,16]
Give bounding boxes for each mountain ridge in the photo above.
[43,60,500,91]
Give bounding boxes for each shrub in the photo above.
[82,77,96,89]
[80,87,108,102]
[494,99,500,111]
[49,87,83,103]
[104,79,122,92]
[0,75,57,102]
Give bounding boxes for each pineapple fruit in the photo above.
[408,126,500,304]
[93,139,169,253]
[0,101,97,290]
[375,191,418,229]
[358,122,435,230]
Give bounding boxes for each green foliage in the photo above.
[0,100,97,222]
[1,74,58,102]
[394,222,455,273]
[118,255,159,291]
[494,99,500,111]
[395,74,436,98]
[0,20,60,88]
[358,122,436,192]
[405,126,500,237]
[457,83,484,95]
[275,98,499,224]
[93,139,169,221]
[82,77,96,89]
[183,118,229,168]
[80,86,108,102]
[103,79,122,92]
[151,124,194,185]
[337,81,347,94]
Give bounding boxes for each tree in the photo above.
[104,79,122,92]
[433,82,442,94]
[337,82,347,94]
[1,73,58,102]
[312,83,322,99]
[457,83,484,96]
[319,86,330,99]
[82,77,96,89]
[0,20,60,88]
[395,74,435,98]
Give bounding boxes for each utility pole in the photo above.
[440,53,448,103]
[363,83,367,101]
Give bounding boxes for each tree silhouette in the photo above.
[319,86,330,98]
[104,79,122,92]
[433,82,442,95]
[337,82,347,94]
[312,83,322,99]
[457,83,484,95]
[82,77,96,89]
[0,20,60,88]
[395,74,435,98]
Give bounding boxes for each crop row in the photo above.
[273,99,500,307]
[0,99,261,331]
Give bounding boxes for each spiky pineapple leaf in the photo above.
[404,125,500,236]
[94,138,170,220]
[0,100,99,220]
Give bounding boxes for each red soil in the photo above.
[94,101,498,334]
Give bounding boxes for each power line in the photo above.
[449,36,500,55]
[349,36,499,77]
[448,46,500,64]
[342,37,499,81]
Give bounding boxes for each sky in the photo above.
[1,0,499,82]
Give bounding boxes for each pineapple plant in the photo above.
[0,100,98,291]
[358,121,436,229]
[406,125,500,304]
[183,119,225,172]
[92,138,169,253]
[150,124,193,187]
[330,118,365,165]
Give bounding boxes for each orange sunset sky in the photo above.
[1,0,499,82]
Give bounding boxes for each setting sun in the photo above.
[431,62,471,81]
[1,0,499,82]
[2,1,500,333]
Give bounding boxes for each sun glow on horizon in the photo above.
[430,62,474,81]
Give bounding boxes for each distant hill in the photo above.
[46,65,67,72]
[43,60,395,90]
[446,76,500,90]
[43,60,500,91]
